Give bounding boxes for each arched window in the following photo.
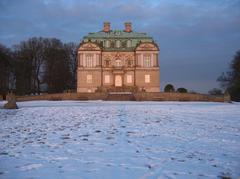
[116,40,121,48]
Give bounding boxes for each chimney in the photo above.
[124,22,132,32]
[103,22,110,32]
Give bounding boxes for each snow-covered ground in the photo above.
[0,101,240,179]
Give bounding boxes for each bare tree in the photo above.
[64,42,78,90]
[43,38,72,93]
[14,37,46,94]
[0,44,14,99]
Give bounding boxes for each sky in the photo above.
[0,0,240,93]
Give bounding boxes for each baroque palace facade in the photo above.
[77,22,160,93]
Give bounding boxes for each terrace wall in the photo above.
[133,92,226,102]
[14,92,229,102]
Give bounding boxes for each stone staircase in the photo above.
[105,92,136,101]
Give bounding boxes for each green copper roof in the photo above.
[82,30,155,51]
[83,30,153,40]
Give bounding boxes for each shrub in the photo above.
[177,88,188,93]
[164,84,175,92]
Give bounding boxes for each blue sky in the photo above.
[0,0,240,93]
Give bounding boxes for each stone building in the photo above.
[77,22,160,93]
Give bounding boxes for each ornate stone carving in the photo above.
[136,42,158,51]
[79,42,101,51]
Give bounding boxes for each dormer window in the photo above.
[116,40,121,48]
[127,40,131,48]
[105,40,110,48]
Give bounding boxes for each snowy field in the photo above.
[0,101,240,179]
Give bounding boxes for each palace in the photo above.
[77,22,160,93]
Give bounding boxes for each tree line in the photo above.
[1,37,239,101]
[0,37,78,98]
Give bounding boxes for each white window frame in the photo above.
[145,74,150,83]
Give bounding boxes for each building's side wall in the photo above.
[135,68,160,92]
[77,69,101,93]
[135,43,160,92]
[77,44,102,93]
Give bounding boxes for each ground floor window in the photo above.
[145,74,150,83]
[86,74,92,83]
[104,75,110,83]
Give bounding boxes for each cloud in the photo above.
[0,0,240,92]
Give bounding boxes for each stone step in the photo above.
[105,94,136,101]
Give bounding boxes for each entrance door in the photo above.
[115,75,122,87]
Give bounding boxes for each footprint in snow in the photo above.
[106,136,114,140]
[61,134,71,140]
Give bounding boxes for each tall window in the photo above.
[86,54,93,67]
[105,60,110,67]
[128,60,132,67]
[104,75,110,83]
[86,74,92,83]
[143,55,151,67]
[145,74,150,83]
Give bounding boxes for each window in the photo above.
[116,40,121,48]
[115,59,122,67]
[128,60,132,67]
[86,54,93,67]
[143,55,151,67]
[105,40,110,48]
[104,75,110,83]
[127,75,132,83]
[145,74,150,83]
[127,40,131,48]
[86,74,92,83]
[105,60,110,67]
